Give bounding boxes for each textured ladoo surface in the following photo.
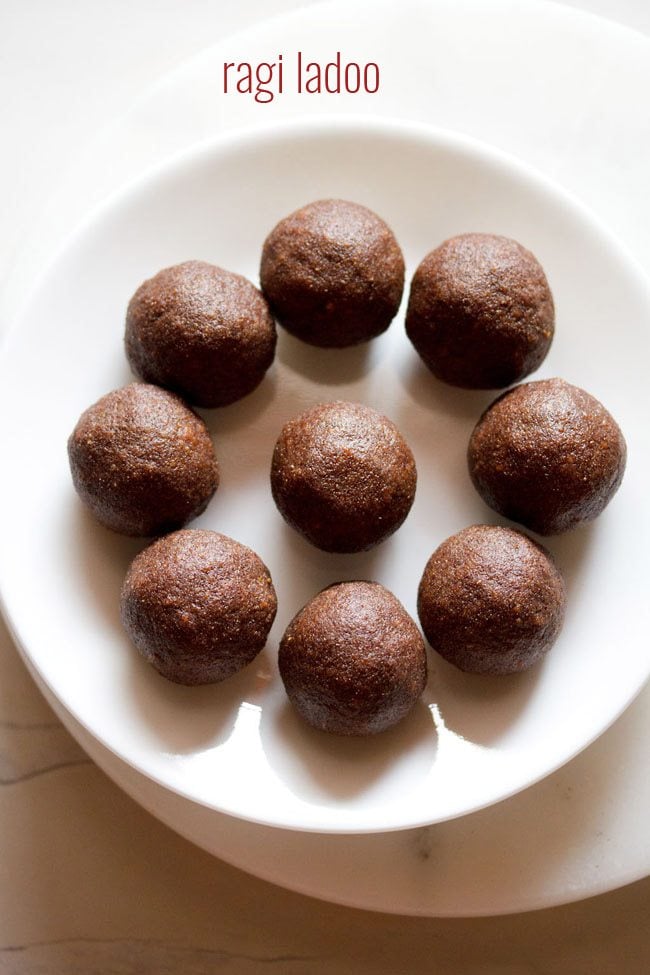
[270,400,417,553]
[406,233,554,388]
[417,525,566,675]
[120,529,277,685]
[279,581,427,735]
[260,199,405,347]
[67,382,219,536]
[468,378,627,534]
[125,260,276,408]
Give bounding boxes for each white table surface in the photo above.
[1,1,650,971]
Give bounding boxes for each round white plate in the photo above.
[1,117,649,833]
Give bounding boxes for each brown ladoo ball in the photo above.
[279,582,428,735]
[125,260,277,408]
[417,525,566,675]
[270,401,417,553]
[405,233,555,388]
[120,530,277,685]
[260,199,405,347]
[468,378,627,535]
[68,383,219,536]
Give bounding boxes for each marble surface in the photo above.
[1,1,650,971]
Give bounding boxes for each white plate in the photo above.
[1,117,649,833]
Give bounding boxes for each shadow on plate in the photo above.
[276,329,377,386]
[69,502,144,623]
[125,647,272,755]
[268,517,402,630]
[397,354,497,423]
[425,654,543,748]
[391,354,497,512]
[258,695,437,803]
[545,521,596,598]
[200,369,279,437]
